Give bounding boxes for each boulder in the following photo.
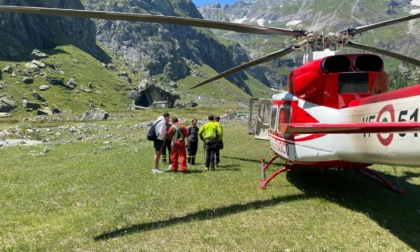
[31,60,46,68]
[81,108,109,121]
[32,92,46,102]
[0,98,17,112]
[39,85,50,91]
[25,62,39,70]
[22,77,34,84]
[22,99,41,110]
[29,49,49,60]
[0,112,11,118]
[62,78,77,90]
[2,66,13,73]
[47,77,64,85]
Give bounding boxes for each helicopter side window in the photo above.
[270,106,278,130]
[338,73,369,93]
[277,106,291,135]
[279,107,291,124]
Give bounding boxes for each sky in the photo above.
[192,0,239,7]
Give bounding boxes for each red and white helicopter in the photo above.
[0,4,419,193]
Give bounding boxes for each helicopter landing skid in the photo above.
[357,166,405,194]
[260,156,405,194]
[260,156,293,189]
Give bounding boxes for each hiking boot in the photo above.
[152,168,164,174]
[210,167,215,171]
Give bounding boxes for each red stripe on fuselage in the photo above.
[348,85,420,107]
[270,132,326,143]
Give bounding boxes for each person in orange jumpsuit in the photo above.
[167,117,188,173]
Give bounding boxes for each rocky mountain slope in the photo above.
[199,0,419,58]
[198,0,420,87]
[1,0,274,118]
[0,0,99,59]
[0,0,418,118]
[81,0,251,93]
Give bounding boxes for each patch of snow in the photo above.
[409,8,420,15]
[257,18,265,26]
[286,20,302,26]
[411,0,420,6]
[232,17,247,24]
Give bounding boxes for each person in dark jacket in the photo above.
[186,118,199,165]
[214,115,224,168]
[162,121,172,164]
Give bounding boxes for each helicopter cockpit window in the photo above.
[338,73,369,93]
[270,106,278,130]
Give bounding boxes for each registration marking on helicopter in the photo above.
[362,104,419,146]
[270,135,290,156]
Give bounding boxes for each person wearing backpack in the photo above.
[152,112,170,174]
[167,117,188,173]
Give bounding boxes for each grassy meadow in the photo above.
[1,110,420,251]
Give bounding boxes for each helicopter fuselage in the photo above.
[266,53,420,167]
[270,85,420,167]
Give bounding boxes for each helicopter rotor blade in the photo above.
[346,41,420,66]
[190,46,295,89]
[341,13,420,36]
[0,5,306,37]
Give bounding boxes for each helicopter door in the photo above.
[248,98,271,140]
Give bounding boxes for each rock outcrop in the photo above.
[0,0,98,60]
[83,0,250,93]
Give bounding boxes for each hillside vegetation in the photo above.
[0,44,274,119]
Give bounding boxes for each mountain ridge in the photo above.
[0,0,419,118]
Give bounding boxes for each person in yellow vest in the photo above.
[214,115,224,168]
[167,117,188,173]
[198,114,222,171]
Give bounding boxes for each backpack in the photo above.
[171,124,184,142]
[146,119,162,141]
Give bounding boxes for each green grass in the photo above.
[1,114,419,251]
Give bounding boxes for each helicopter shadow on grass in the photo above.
[222,155,262,164]
[222,155,286,166]
[285,167,420,250]
[93,193,308,241]
[93,165,419,248]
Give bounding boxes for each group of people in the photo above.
[151,112,223,174]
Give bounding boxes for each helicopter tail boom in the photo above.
[279,122,420,135]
